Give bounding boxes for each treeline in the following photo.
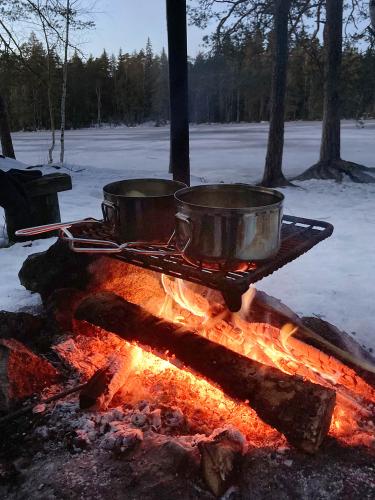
[1,32,375,131]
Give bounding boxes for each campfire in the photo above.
[1,240,374,497]
[74,257,375,451]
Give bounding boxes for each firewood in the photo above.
[246,292,375,375]
[198,426,246,497]
[18,239,96,301]
[75,292,336,453]
[0,338,59,411]
[79,350,140,410]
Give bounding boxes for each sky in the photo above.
[80,0,212,58]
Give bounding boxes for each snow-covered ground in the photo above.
[1,121,375,351]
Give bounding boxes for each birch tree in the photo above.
[60,0,70,163]
[0,0,94,163]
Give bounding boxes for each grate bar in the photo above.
[67,215,333,311]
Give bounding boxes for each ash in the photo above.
[35,393,206,456]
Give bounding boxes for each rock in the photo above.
[0,338,59,411]
[131,411,148,428]
[0,461,18,486]
[100,426,143,455]
[19,239,96,301]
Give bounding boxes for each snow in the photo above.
[1,121,375,351]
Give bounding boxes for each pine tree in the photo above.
[143,38,154,120]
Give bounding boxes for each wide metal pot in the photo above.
[174,184,284,269]
[102,178,186,243]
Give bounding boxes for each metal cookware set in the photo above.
[16,178,284,271]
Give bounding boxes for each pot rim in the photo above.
[174,183,284,211]
[103,178,187,199]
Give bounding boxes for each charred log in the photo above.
[19,240,96,301]
[246,291,375,384]
[301,317,375,389]
[0,311,43,343]
[75,291,336,453]
[79,350,140,410]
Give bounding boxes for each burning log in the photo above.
[80,350,140,410]
[75,292,336,453]
[0,338,59,411]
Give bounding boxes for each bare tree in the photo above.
[0,0,94,164]
[296,0,375,183]
[370,0,375,31]
[262,0,292,187]
[28,0,59,163]
[0,95,15,158]
[189,0,317,187]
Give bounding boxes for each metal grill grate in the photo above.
[67,214,333,310]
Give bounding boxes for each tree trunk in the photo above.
[236,88,240,123]
[295,0,375,183]
[166,0,190,186]
[320,0,342,163]
[47,87,56,164]
[60,0,70,164]
[261,0,291,187]
[75,292,336,453]
[0,95,15,159]
[96,85,102,127]
[41,19,56,164]
[370,1,375,31]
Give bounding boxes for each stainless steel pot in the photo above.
[16,183,283,269]
[174,184,284,269]
[102,178,186,243]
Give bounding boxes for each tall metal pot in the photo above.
[102,178,186,243]
[174,184,284,269]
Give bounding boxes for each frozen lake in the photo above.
[1,121,375,352]
[10,120,375,183]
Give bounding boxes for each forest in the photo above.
[1,31,375,132]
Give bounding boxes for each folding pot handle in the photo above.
[101,200,119,226]
[175,212,192,253]
[15,218,99,237]
[63,215,192,257]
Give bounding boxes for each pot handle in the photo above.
[101,200,119,226]
[62,220,192,257]
[174,212,193,253]
[15,218,99,237]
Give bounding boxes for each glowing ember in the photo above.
[86,260,375,448]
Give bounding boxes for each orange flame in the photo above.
[86,260,375,448]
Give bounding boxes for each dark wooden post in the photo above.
[166,0,190,186]
[0,95,15,159]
